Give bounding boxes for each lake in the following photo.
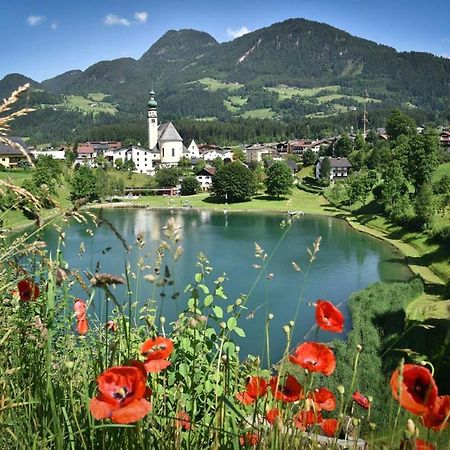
[41,208,413,362]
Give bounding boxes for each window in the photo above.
[172,148,175,157]
[151,119,156,123]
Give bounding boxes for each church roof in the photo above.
[158,122,183,142]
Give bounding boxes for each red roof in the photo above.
[77,144,94,154]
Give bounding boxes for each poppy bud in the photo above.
[356,344,363,352]
[337,385,345,395]
[160,316,166,324]
[268,313,274,320]
[283,325,290,335]
[289,320,295,327]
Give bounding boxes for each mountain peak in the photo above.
[140,29,218,61]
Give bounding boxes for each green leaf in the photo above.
[198,284,209,294]
[194,273,203,283]
[234,327,246,337]
[227,317,237,331]
[204,294,214,307]
[212,305,223,318]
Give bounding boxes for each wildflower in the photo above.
[141,336,173,373]
[421,395,449,432]
[89,366,152,424]
[175,411,191,430]
[236,376,268,405]
[17,279,39,302]
[239,432,260,447]
[270,375,304,403]
[315,300,344,333]
[106,320,117,332]
[414,439,436,450]
[266,407,280,425]
[74,299,88,335]
[352,391,371,410]
[321,418,339,437]
[289,342,336,376]
[293,409,322,430]
[390,364,438,416]
[310,387,336,411]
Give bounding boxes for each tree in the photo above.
[265,161,293,198]
[346,171,376,205]
[334,133,353,157]
[180,176,201,195]
[398,131,440,194]
[155,167,180,188]
[65,149,76,166]
[212,157,224,170]
[319,157,331,182]
[32,155,62,195]
[70,166,100,201]
[414,184,436,229]
[123,159,135,172]
[302,149,317,166]
[386,109,416,141]
[178,156,191,168]
[232,148,245,162]
[212,161,256,203]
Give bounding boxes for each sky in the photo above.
[1,0,449,82]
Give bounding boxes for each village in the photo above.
[2,90,450,196]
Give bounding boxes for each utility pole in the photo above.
[363,90,369,141]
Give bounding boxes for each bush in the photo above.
[180,176,200,195]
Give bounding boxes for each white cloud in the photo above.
[27,15,47,27]
[104,14,131,26]
[134,11,148,24]
[226,26,250,40]
[51,22,58,31]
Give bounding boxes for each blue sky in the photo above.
[1,0,449,82]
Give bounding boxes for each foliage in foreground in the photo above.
[0,209,449,449]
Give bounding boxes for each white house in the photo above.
[201,149,234,162]
[31,148,66,160]
[315,157,352,180]
[245,144,278,163]
[187,140,200,159]
[106,145,160,174]
[196,166,216,191]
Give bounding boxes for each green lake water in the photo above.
[41,208,413,361]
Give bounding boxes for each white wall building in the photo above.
[105,146,160,174]
[187,140,200,159]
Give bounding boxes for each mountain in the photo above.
[0,73,41,99]
[2,18,450,142]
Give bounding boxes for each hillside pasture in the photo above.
[265,85,340,99]
[196,77,244,92]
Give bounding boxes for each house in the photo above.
[196,166,216,191]
[75,143,96,166]
[265,159,298,173]
[315,157,351,180]
[187,140,200,159]
[287,139,330,155]
[31,147,66,160]
[107,145,160,174]
[245,144,278,163]
[0,137,31,168]
[201,148,233,162]
[440,131,450,153]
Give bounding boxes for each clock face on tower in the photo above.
[148,110,157,118]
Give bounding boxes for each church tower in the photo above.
[147,90,158,150]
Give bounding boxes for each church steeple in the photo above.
[147,90,158,150]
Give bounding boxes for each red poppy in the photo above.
[289,342,336,376]
[270,375,304,403]
[310,387,336,411]
[266,408,280,425]
[352,391,370,410]
[239,432,260,447]
[390,364,438,416]
[236,376,268,404]
[315,300,344,333]
[421,395,449,432]
[176,411,191,430]
[321,418,338,437]
[141,336,174,373]
[89,366,152,424]
[293,409,322,430]
[415,439,435,450]
[74,299,88,335]
[17,279,40,302]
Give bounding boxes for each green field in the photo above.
[240,108,276,119]
[265,85,340,100]
[48,94,117,115]
[87,92,109,102]
[316,93,381,104]
[196,77,244,92]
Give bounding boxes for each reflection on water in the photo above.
[40,209,413,362]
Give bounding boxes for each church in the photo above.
[148,90,187,166]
